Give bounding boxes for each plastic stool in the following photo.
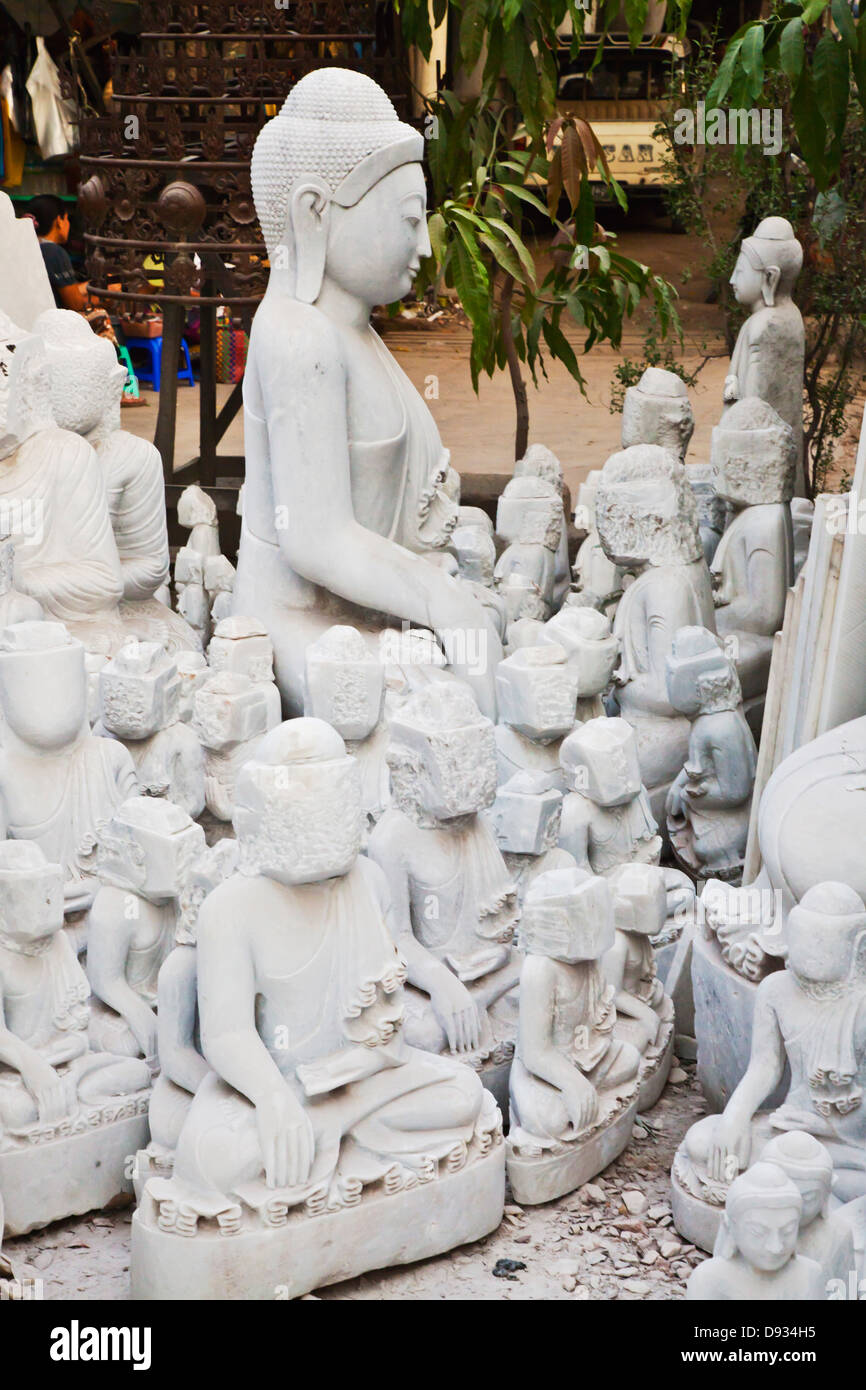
[116,343,139,399]
[124,335,195,388]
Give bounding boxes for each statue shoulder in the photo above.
[250,298,346,380]
[196,873,255,940]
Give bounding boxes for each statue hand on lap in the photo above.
[256,1083,316,1190]
[430,969,482,1054]
[19,1053,78,1124]
[563,1072,599,1133]
[709,1116,751,1184]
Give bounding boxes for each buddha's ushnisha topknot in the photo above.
[251,68,424,255]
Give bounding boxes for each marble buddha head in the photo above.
[208,615,275,686]
[666,626,741,718]
[730,216,803,310]
[251,67,427,308]
[490,770,562,856]
[521,865,613,961]
[233,717,362,884]
[33,307,125,438]
[496,476,562,547]
[760,1131,834,1228]
[541,606,619,696]
[560,716,642,807]
[0,312,54,459]
[97,797,206,901]
[784,881,866,987]
[387,683,497,823]
[609,862,667,937]
[496,644,579,741]
[514,444,565,497]
[711,397,797,507]
[450,520,496,586]
[0,621,87,749]
[304,623,385,741]
[0,839,64,948]
[99,640,181,739]
[716,1162,802,1271]
[621,367,694,462]
[193,672,274,750]
[595,445,703,568]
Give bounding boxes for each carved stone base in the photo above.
[131,1141,506,1300]
[0,1110,149,1237]
[506,1090,639,1206]
[692,930,789,1112]
[670,1160,722,1253]
[637,1019,675,1112]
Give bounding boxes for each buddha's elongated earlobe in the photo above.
[761,264,781,308]
[289,180,331,304]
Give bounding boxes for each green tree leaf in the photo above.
[779,16,805,80]
[832,0,857,50]
[813,32,850,137]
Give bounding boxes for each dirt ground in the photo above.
[5,1060,708,1301]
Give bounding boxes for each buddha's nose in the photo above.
[418,219,432,259]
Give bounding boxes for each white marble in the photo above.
[368,685,519,1103]
[724,216,805,490]
[606,862,675,1110]
[96,641,206,818]
[513,443,571,605]
[0,621,138,913]
[233,68,499,718]
[506,867,641,1204]
[677,881,866,1245]
[495,477,563,624]
[711,398,795,708]
[131,717,504,1300]
[622,366,694,462]
[193,670,281,821]
[494,644,579,788]
[303,623,390,834]
[539,605,619,722]
[0,840,150,1235]
[686,1163,823,1300]
[558,716,662,876]
[87,798,206,1066]
[595,445,716,818]
[665,626,757,880]
[0,190,54,330]
[571,469,625,612]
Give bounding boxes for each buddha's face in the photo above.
[786,914,861,984]
[324,163,430,307]
[730,251,767,309]
[731,1205,800,1272]
[0,864,65,945]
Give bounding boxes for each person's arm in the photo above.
[58,281,88,313]
[258,311,501,714]
[0,986,76,1120]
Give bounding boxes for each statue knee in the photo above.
[437,1066,484,1128]
[684,1113,718,1164]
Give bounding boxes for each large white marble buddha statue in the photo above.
[235,67,502,717]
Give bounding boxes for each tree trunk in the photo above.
[500,273,529,461]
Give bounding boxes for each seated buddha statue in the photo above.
[233,67,502,717]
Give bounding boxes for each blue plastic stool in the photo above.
[124,335,195,388]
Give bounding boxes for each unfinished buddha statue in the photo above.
[0,621,138,913]
[595,444,716,818]
[711,398,795,711]
[367,684,519,1103]
[131,718,504,1300]
[622,367,694,462]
